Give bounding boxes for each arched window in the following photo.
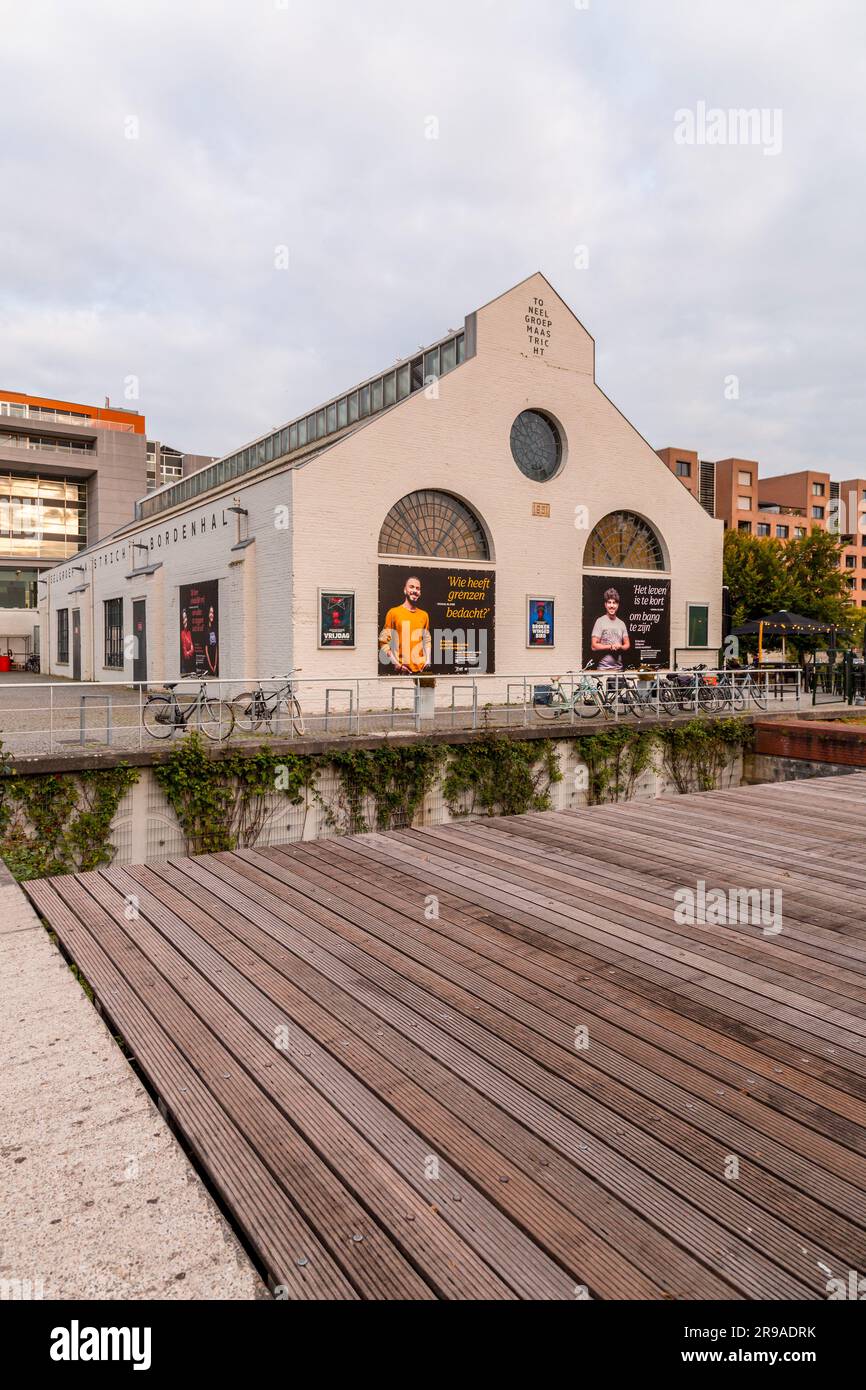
[378,490,490,560]
[584,511,665,570]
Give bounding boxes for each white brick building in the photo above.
[39,273,723,695]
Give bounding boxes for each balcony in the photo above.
[0,431,94,457]
[0,403,135,433]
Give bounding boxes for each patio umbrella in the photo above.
[729,611,837,662]
[729,610,835,635]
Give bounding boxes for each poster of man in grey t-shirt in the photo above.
[590,587,631,670]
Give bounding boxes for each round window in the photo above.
[509,410,563,482]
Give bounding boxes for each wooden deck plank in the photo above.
[100,864,582,1300]
[345,828,866,1078]
[21,770,866,1300]
[21,877,361,1301]
[176,851,819,1296]
[124,858,684,1299]
[344,830,866,1062]
[313,832,866,1130]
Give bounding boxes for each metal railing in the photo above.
[0,665,810,759]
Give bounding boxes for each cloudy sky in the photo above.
[2,0,864,477]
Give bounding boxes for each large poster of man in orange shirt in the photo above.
[378,564,495,675]
[378,574,431,673]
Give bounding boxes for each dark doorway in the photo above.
[132,599,147,686]
[72,608,81,681]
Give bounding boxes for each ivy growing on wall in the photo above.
[324,743,445,834]
[0,753,139,881]
[0,718,755,877]
[441,734,562,818]
[152,735,314,855]
[580,726,657,805]
[577,717,752,803]
[653,717,754,794]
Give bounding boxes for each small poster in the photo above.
[527,597,555,648]
[319,590,355,647]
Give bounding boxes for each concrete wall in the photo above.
[100,739,743,866]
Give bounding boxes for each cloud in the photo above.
[1,0,864,475]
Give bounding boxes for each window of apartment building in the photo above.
[104,598,124,669]
[0,473,87,560]
[812,482,825,496]
[812,505,825,519]
[738,520,752,533]
[757,523,771,537]
[776,525,789,539]
[57,608,69,663]
[847,575,857,589]
[846,554,857,568]
[737,471,752,487]
[737,495,751,510]
[0,568,39,608]
[676,460,691,477]
[795,527,806,538]
[687,603,709,647]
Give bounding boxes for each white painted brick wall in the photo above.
[40,273,722,700]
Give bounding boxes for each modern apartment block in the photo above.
[655,448,699,504]
[146,439,216,493]
[0,390,214,658]
[836,477,866,605]
[0,390,147,656]
[658,448,866,606]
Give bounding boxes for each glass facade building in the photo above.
[0,472,88,563]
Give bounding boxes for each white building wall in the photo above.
[289,273,722,687]
[39,273,722,694]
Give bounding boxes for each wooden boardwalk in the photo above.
[23,772,866,1300]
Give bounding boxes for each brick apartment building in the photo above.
[658,448,866,608]
[0,390,213,659]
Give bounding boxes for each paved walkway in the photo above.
[0,861,264,1300]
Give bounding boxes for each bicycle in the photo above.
[142,681,235,741]
[672,666,721,714]
[630,670,681,717]
[736,669,768,710]
[714,669,747,712]
[231,671,306,736]
[534,669,643,721]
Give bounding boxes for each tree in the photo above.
[782,529,854,626]
[722,530,787,627]
[723,526,862,644]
